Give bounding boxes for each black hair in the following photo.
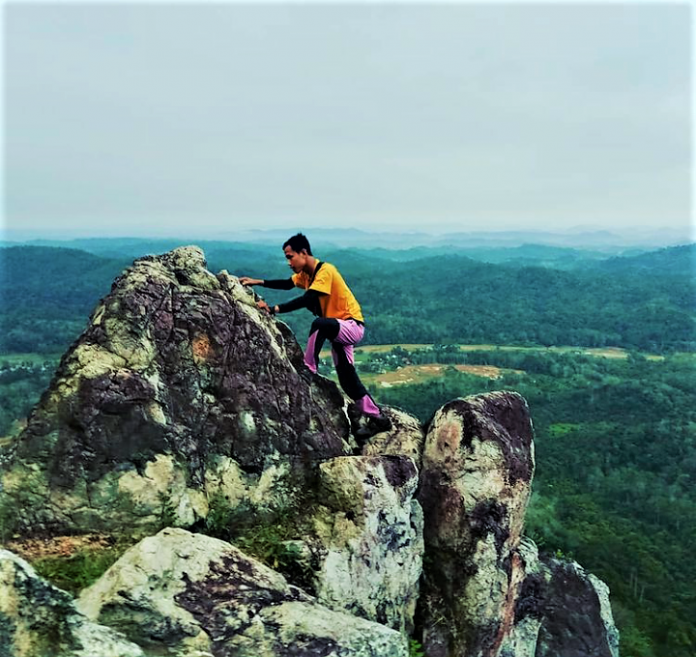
[283,232,312,255]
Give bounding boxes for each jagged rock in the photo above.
[0,247,352,535]
[416,392,619,657]
[77,527,409,657]
[417,391,536,657]
[495,536,620,657]
[361,407,425,465]
[308,455,423,633]
[0,548,144,657]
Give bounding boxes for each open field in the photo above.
[0,353,62,366]
[367,364,524,387]
[320,343,675,361]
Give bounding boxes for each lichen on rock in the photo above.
[0,247,351,536]
[77,527,409,657]
[0,548,144,657]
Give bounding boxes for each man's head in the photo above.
[283,232,314,274]
[283,233,312,255]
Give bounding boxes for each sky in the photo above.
[2,1,693,239]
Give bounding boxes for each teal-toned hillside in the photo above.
[1,243,694,354]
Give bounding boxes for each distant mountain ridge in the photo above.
[3,234,694,271]
[594,243,696,276]
[2,225,693,253]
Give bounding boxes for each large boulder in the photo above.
[0,247,351,536]
[417,391,536,657]
[416,392,619,657]
[0,548,144,657]
[309,455,423,633]
[77,527,409,657]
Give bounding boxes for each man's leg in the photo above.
[304,318,340,373]
[330,320,383,418]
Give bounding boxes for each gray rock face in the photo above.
[530,555,620,657]
[1,247,350,535]
[416,391,536,657]
[496,537,620,657]
[361,407,425,465]
[311,455,423,633]
[77,527,409,657]
[0,548,144,657]
[416,393,619,657]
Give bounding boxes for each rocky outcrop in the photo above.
[417,392,536,657]
[0,246,620,657]
[361,407,425,465]
[0,548,144,657]
[0,247,351,536]
[493,537,620,657]
[77,527,409,657]
[415,392,620,657]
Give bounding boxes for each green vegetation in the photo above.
[0,360,56,436]
[0,246,126,353]
[2,243,694,354]
[1,239,694,654]
[408,638,425,657]
[31,539,134,595]
[369,346,696,657]
[204,494,314,585]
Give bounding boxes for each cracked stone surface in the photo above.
[0,548,144,657]
[0,247,351,535]
[77,527,409,657]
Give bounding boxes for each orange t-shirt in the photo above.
[292,261,364,322]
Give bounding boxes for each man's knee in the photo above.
[310,317,339,340]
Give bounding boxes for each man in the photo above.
[240,233,391,434]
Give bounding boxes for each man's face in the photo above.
[284,246,309,273]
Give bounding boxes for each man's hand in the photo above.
[256,300,278,315]
[239,276,263,286]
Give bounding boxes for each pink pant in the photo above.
[304,318,381,416]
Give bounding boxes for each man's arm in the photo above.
[240,276,295,290]
[273,289,323,315]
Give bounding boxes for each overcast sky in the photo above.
[3,2,692,238]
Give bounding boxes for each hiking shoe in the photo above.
[347,403,362,423]
[298,366,318,384]
[370,413,392,433]
[354,413,392,442]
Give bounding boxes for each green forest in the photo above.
[1,243,694,354]
[354,346,696,657]
[0,239,694,656]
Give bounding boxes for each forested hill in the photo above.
[591,243,696,276]
[1,243,694,354]
[0,246,128,353]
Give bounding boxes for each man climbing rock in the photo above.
[240,232,391,437]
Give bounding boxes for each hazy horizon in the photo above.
[3,3,692,238]
[2,224,693,253]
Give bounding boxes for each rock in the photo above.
[495,537,620,657]
[0,548,144,657]
[77,527,409,657]
[361,407,425,466]
[309,455,423,633]
[417,391,535,657]
[416,392,619,657]
[0,247,351,536]
[533,553,620,657]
